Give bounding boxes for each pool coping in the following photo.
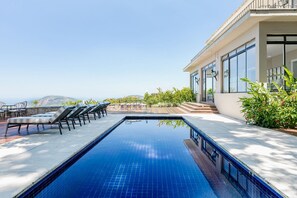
[16,115,285,198]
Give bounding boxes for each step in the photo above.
[176,107,189,114]
[179,105,219,114]
[185,102,216,108]
[190,110,219,114]
[181,103,217,110]
[180,106,217,112]
[179,102,219,114]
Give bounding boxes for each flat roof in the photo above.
[184,0,297,72]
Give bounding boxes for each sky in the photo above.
[0,0,243,102]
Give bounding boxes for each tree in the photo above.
[32,100,39,107]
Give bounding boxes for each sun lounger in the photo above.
[67,105,87,129]
[5,106,75,136]
[78,105,94,124]
[0,102,5,119]
[88,104,104,120]
[100,102,110,116]
[31,105,87,129]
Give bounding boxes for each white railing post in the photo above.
[291,0,297,8]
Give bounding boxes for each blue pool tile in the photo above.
[36,120,218,198]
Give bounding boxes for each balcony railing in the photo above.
[191,0,297,63]
[252,0,297,9]
[208,0,297,43]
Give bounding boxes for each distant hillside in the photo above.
[30,95,77,107]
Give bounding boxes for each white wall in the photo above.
[188,25,258,120]
[188,21,297,120]
[259,21,297,80]
[214,93,249,120]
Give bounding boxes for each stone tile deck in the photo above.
[184,114,297,198]
[0,115,125,197]
[0,113,296,197]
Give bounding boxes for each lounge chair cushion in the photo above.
[49,106,67,122]
[7,117,52,124]
[31,114,53,117]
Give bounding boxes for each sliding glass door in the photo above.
[266,35,297,89]
[202,62,215,103]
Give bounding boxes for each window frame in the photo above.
[222,40,256,93]
[266,34,297,90]
[201,62,216,102]
[190,71,199,94]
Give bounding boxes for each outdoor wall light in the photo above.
[195,77,200,85]
[211,69,218,81]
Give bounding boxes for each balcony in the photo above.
[191,0,297,63]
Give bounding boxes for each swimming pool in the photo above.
[18,118,283,198]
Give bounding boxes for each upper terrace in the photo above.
[184,0,297,71]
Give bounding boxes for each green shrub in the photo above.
[63,100,82,106]
[240,66,297,129]
[84,99,99,105]
[144,92,158,107]
[104,96,142,104]
[144,87,195,107]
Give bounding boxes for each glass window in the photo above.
[238,173,247,190]
[230,163,238,181]
[267,36,284,42]
[237,52,246,92]
[222,40,256,93]
[267,66,283,90]
[247,47,256,82]
[229,56,237,92]
[223,60,229,93]
[267,44,283,68]
[286,44,297,78]
[202,70,206,100]
[287,36,297,42]
[266,35,297,90]
[292,59,297,79]
[190,129,200,146]
[223,158,229,174]
[202,140,217,163]
[190,72,199,94]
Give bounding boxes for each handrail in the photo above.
[191,0,297,63]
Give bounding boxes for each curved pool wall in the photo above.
[18,116,282,197]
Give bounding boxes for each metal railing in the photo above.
[251,0,297,9]
[191,0,297,63]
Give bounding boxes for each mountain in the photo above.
[30,95,77,107]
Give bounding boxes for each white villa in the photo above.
[184,0,297,120]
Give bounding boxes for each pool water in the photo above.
[36,120,220,197]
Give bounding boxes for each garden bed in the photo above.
[276,128,297,137]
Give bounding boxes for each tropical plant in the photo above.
[143,87,195,107]
[240,66,297,129]
[207,88,214,95]
[63,100,82,106]
[32,100,39,107]
[84,99,98,105]
[104,96,142,104]
[143,92,158,107]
